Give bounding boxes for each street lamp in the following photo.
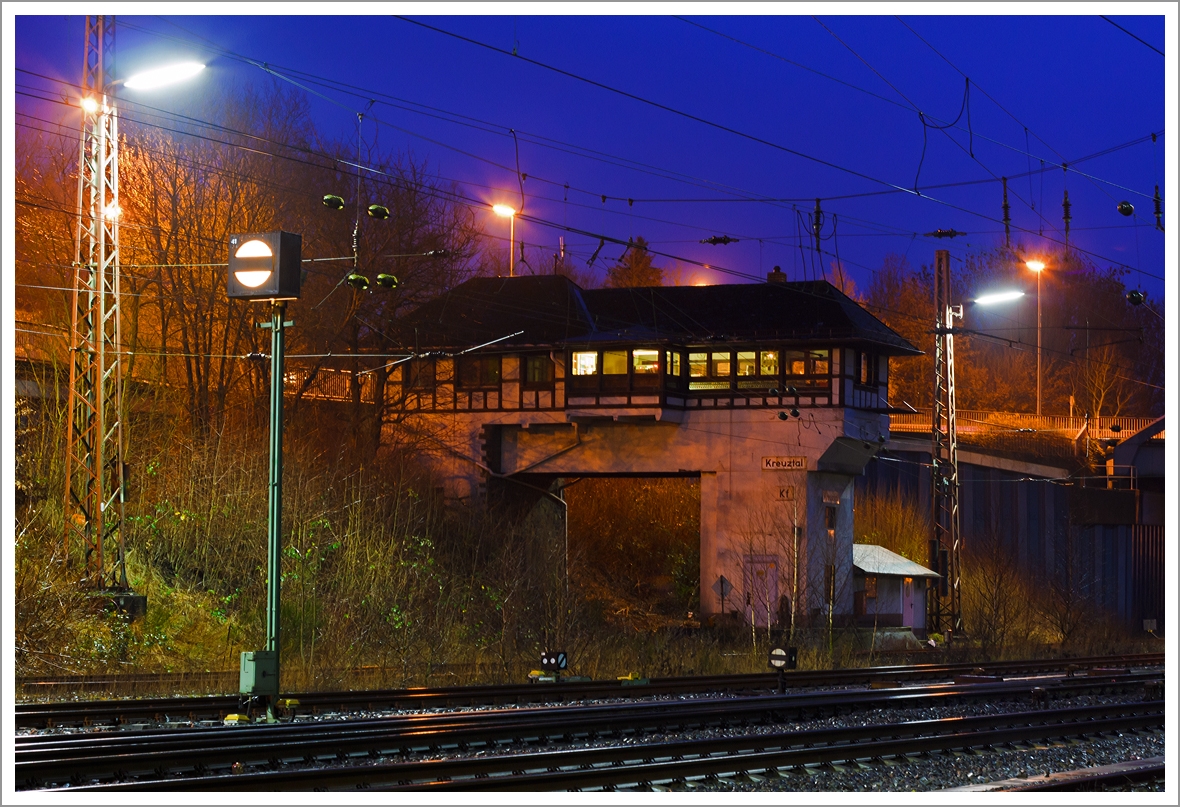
[493,204,516,277]
[64,15,206,603]
[1025,259,1046,416]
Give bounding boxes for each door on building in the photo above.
[902,577,914,628]
[744,555,779,628]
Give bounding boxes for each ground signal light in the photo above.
[540,651,567,672]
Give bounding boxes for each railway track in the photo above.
[1001,757,1166,791]
[15,652,1162,730]
[17,672,1163,791]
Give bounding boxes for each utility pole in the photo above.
[64,15,129,593]
[929,249,962,638]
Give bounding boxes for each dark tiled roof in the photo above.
[579,282,919,354]
[394,276,919,355]
[392,275,595,348]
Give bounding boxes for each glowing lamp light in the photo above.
[81,97,100,113]
[492,204,516,218]
[102,203,122,220]
[1026,260,1046,272]
[233,240,274,288]
[124,62,206,90]
[975,290,1025,306]
[227,231,302,300]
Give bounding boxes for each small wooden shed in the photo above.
[852,544,940,637]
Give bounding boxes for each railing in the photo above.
[285,367,375,403]
[890,409,1163,442]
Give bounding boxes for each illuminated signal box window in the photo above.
[602,350,629,392]
[737,349,780,390]
[783,348,830,388]
[736,351,756,376]
[572,351,598,376]
[688,350,733,391]
[632,349,659,374]
[569,350,599,393]
[665,350,684,391]
[632,348,660,389]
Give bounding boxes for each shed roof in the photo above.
[853,544,939,578]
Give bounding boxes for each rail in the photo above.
[24,689,1163,791]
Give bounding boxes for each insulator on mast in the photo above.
[1002,177,1011,248]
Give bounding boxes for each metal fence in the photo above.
[891,409,1163,443]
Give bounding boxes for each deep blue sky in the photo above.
[10,9,1174,303]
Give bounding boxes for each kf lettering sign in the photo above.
[773,486,795,503]
[763,456,806,471]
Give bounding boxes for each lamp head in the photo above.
[367,204,390,220]
[1026,259,1046,273]
[123,62,205,90]
[975,290,1025,306]
[492,204,516,218]
[322,194,345,210]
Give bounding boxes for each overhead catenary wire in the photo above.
[17,69,1164,282]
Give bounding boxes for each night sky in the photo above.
[8,9,1174,303]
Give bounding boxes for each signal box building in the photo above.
[388,272,919,624]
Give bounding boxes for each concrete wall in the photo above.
[384,344,891,623]
[394,399,885,621]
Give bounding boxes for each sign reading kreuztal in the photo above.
[762,456,806,471]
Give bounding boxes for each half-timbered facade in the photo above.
[386,272,919,623]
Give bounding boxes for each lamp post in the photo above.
[1025,259,1046,416]
[64,13,205,601]
[493,204,516,277]
[929,249,1023,640]
[228,231,303,722]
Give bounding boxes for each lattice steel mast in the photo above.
[64,15,128,590]
[929,249,962,636]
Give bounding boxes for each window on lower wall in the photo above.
[456,355,501,389]
[523,354,554,388]
[404,357,435,390]
[864,575,877,599]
